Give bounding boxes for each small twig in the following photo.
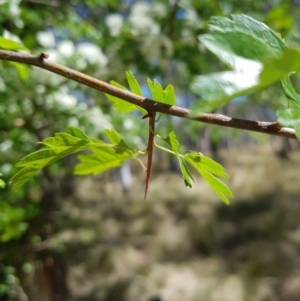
[23,0,59,6]
[165,0,180,37]
[0,50,297,140]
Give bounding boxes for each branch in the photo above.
[0,50,297,140]
[23,0,59,6]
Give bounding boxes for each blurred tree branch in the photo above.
[0,49,297,140]
[23,0,59,6]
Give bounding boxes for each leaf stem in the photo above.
[154,141,176,155]
[133,157,147,171]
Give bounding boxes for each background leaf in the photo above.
[277,109,300,139]
[190,14,300,113]
[0,173,5,188]
[8,62,29,80]
[0,37,24,50]
[260,48,300,85]
[280,76,300,108]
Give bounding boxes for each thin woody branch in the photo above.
[0,49,297,140]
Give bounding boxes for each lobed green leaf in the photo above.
[198,169,232,205]
[147,79,176,106]
[280,76,300,108]
[10,167,40,191]
[184,152,232,204]
[0,37,24,51]
[178,159,194,188]
[42,132,89,149]
[161,131,179,153]
[260,48,300,84]
[191,14,300,113]
[11,127,138,190]
[208,14,285,55]
[105,81,139,113]
[184,152,228,178]
[105,129,135,155]
[126,71,143,96]
[74,146,135,175]
[67,127,92,142]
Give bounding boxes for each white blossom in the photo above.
[105,14,123,37]
[76,43,108,66]
[151,3,167,19]
[57,40,75,57]
[36,30,55,48]
[46,86,77,109]
[129,2,160,36]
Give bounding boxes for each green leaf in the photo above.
[184,152,232,204]
[15,149,61,168]
[10,130,93,190]
[200,32,275,65]
[126,71,143,96]
[105,80,146,114]
[184,152,229,178]
[0,37,24,50]
[41,132,89,150]
[230,14,285,53]
[190,14,300,113]
[277,109,300,139]
[191,65,261,112]
[147,78,164,101]
[105,129,135,155]
[178,159,194,188]
[74,146,133,175]
[207,14,286,63]
[199,169,232,205]
[161,131,179,153]
[157,131,194,187]
[260,48,300,84]
[67,127,92,142]
[105,128,125,145]
[0,175,5,188]
[8,62,29,80]
[164,84,176,106]
[10,167,40,191]
[191,49,300,114]
[11,128,139,190]
[280,76,300,109]
[147,79,176,105]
